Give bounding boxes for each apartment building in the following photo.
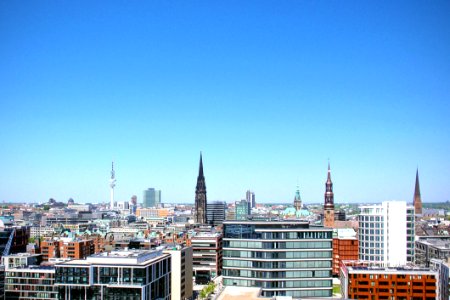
[191,232,222,284]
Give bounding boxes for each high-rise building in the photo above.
[235,199,249,220]
[206,201,226,226]
[246,190,256,209]
[195,153,207,224]
[358,201,415,265]
[223,220,333,298]
[413,168,423,215]
[143,188,161,208]
[110,162,116,210]
[323,162,335,227]
[294,185,302,211]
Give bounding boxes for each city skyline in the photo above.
[1,2,449,204]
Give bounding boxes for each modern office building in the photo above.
[246,190,256,209]
[235,199,250,220]
[55,249,171,300]
[191,232,222,284]
[206,201,226,226]
[222,220,333,298]
[340,260,447,300]
[195,153,207,224]
[415,236,450,267]
[143,188,161,208]
[358,201,415,265]
[332,228,358,276]
[163,245,193,300]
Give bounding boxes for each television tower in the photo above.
[110,161,116,210]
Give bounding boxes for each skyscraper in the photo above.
[143,188,161,208]
[323,162,335,227]
[246,190,256,209]
[195,153,207,224]
[413,168,423,215]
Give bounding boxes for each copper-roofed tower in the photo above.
[324,162,335,227]
[195,152,207,224]
[294,185,302,211]
[413,168,423,215]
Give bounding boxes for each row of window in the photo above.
[224,240,331,249]
[223,269,331,278]
[223,259,332,269]
[224,250,332,259]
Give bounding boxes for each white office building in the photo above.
[358,201,415,265]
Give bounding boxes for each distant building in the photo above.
[413,168,423,215]
[332,228,358,276]
[416,236,450,267]
[55,249,171,300]
[195,153,207,224]
[143,188,161,208]
[293,185,302,211]
[358,201,415,265]
[340,260,448,300]
[40,239,95,261]
[191,232,222,284]
[246,190,256,209]
[323,163,335,227]
[235,199,250,220]
[223,220,333,298]
[206,201,226,226]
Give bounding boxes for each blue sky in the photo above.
[1,1,449,204]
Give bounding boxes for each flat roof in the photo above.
[347,265,437,275]
[217,286,263,300]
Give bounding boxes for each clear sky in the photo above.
[1,1,449,204]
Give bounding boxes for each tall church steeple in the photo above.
[324,162,335,227]
[413,168,423,215]
[195,152,207,224]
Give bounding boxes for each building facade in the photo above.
[143,188,161,208]
[222,220,333,298]
[55,249,171,300]
[358,201,415,265]
[195,153,207,224]
[332,228,358,276]
[163,245,193,300]
[246,190,256,209]
[340,260,447,300]
[235,200,249,220]
[191,232,222,284]
[206,201,226,226]
[415,237,450,267]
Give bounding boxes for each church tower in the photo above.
[413,168,423,215]
[294,185,302,211]
[195,153,207,224]
[324,162,335,227]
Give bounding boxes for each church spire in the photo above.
[413,168,423,215]
[294,184,302,211]
[195,152,207,224]
[323,161,335,227]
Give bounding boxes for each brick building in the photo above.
[340,260,448,300]
[332,228,358,276]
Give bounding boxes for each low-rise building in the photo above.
[332,228,358,276]
[416,236,450,267]
[340,260,448,300]
[55,249,171,300]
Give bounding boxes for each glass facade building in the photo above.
[55,249,171,300]
[222,220,333,298]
